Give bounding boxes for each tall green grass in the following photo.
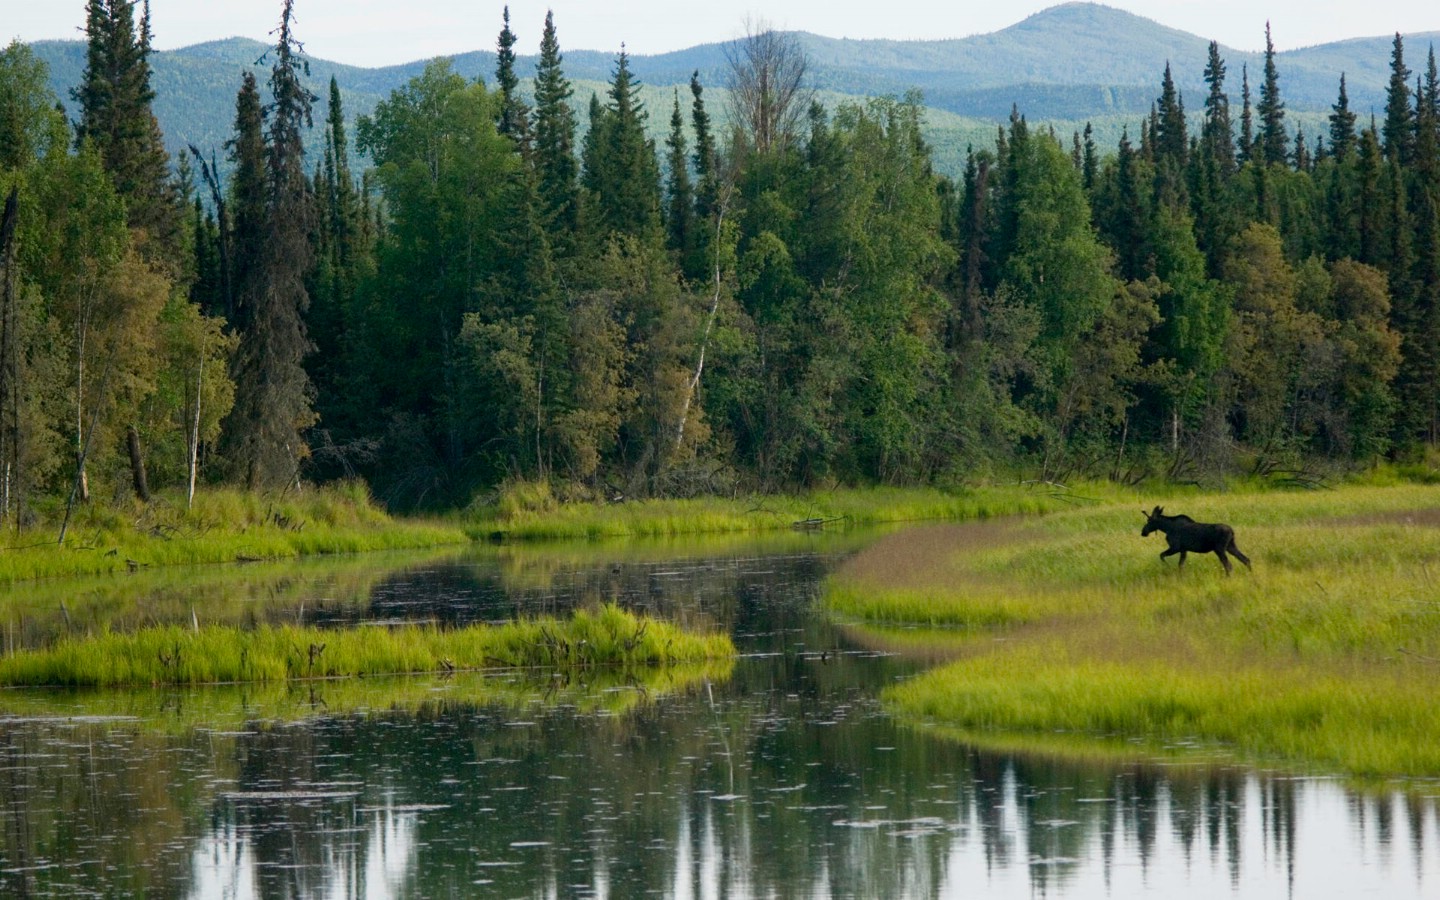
[827,483,1440,778]
[0,483,468,583]
[467,482,1121,541]
[0,605,733,687]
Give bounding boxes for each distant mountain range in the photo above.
[26,2,1440,179]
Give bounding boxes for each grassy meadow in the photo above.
[0,604,733,687]
[464,482,1111,541]
[826,483,1440,779]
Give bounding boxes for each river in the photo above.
[1,534,1436,897]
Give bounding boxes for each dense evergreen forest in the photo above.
[1,1,1439,516]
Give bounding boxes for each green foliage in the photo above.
[10,12,1440,512]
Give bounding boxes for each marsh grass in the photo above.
[467,483,1117,541]
[0,484,467,583]
[828,484,1440,777]
[0,605,733,687]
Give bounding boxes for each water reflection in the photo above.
[0,539,1437,897]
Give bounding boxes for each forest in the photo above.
[1,0,1439,516]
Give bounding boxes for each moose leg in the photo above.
[1178,550,1187,569]
[1159,548,1180,565]
[1215,549,1233,575]
[1228,540,1252,570]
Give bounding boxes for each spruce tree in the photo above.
[1292,126,1311,170]
[1239,64,1254,164]
[531,11,578,250]
[1081,122,1098,191]
[1406,48,1440,442]
[1257,23,1287,165]
[1383,33,1414,165]
[1155,63,1187,168]
[72,0,182,261]
[224,0,318,489]
[1329,74,1357,160]
[1201,42,1235,175]
[664,91,695,265]
[308,76,363,439]
[690,71,719,221]
[581,50,662,243]
[495,6,530,147]
[1356,124,1385,266]
[226,71,265,329]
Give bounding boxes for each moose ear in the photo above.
[1153,505,1163,515]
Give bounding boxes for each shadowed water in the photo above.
[1,536,1437,898]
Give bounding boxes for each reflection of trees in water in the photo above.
[0,721,224,897]
[5,695,1440,897]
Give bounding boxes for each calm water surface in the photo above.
[1,535,1437,898]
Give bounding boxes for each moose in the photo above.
[1140,506,1251,575]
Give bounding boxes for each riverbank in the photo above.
[0,481,1111,584]
[464,482,1117,541]
[0,483,469,583]
[826,483,1440,778]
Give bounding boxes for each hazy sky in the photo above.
[5,1,1436,67]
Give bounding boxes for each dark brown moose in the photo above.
[1140,506,1251,575]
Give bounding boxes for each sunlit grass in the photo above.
[828,483,1440,778]
[466,483,1125,541]
[0,483,468,583]
[0,605,733,687]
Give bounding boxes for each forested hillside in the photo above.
[2,2,1440,518]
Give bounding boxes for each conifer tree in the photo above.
[531,11,578,249]
[1329,74,1357,160]
[581,50,662,242]
[1201,42,1235,175]
[72,0,182,262]
[1096,129,1151,281]
[1257,23,1287,165]
[308,75,364,445]
[1383,33,1414,165]
[690,71,719,220]
[1239,64,1254,164]
[1155,63,1187,168]
[224,0,318,489]
[1356,123,1386,266]
[226,71,265,329]
[1405,47,1440,442]
[664,91,695,265]
[495,6,530,147]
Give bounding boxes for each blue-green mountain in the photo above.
[26,2,1439,178]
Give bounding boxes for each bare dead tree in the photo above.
[724,20,813,154]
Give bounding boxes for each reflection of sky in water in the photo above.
[190,800,421,900]
[178,772,1437,898]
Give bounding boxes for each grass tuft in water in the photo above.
[0,605,733,687]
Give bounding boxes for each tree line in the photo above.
[1,3,1439,518]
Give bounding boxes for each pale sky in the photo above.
[4,0,1436,66]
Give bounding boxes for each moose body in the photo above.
[1141,506,1251,574]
